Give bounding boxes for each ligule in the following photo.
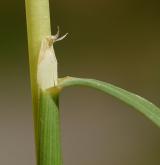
[37,36,58,91]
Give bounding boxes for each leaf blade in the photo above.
[57,77,160,127]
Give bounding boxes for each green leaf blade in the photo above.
[57,77,160,127]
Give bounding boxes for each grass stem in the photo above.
[25,0,62,164]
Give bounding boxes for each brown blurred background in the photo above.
[0,0,160,165]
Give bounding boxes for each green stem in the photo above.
[25,0,62,164]
[25,0,51,124]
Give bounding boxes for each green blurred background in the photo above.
[0,0,160,165]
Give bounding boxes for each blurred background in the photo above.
[0,0,160,165]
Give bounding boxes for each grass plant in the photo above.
[25,0,160,165]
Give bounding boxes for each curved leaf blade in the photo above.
[55,77,160,127]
